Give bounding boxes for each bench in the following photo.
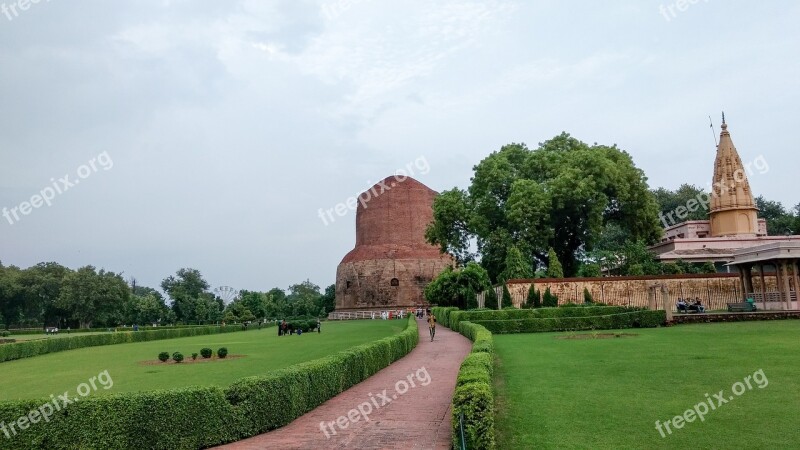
[676,304,703,314]
[727,302,757,312]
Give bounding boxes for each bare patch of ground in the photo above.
[557,332,639,340]
[138,355,246,366]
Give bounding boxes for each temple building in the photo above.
[334,176,453,311]
[651,116,800,265]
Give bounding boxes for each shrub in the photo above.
[201,348,213,359]
[525,285,539,309]
[472,310,666,334]
[448,306,641,331]
[192,353,198,360]
[485,287,498,310]
[451,322,495,449]
[158,352,170,362]
[173,352,184,363]
[0,331,9,337]
[0,387,241,449]
[583,287,594,304]
[546,247,564,278]
[501,284,513,308]
[542,287,558,307]
[217,347,228,359]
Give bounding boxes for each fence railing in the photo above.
[327,310,423,320]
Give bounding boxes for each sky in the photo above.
[1,0,798,294]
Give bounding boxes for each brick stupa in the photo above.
[335,176,453,311]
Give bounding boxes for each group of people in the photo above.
[677,297,705,313]
[370,310,407,320]
[278,319,322,336]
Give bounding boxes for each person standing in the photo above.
[427,311,436,342]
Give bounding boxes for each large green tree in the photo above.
[424,262,491,309]
[498,245,533,282]
[56,266,129,328]
[651,184,710,227]
[287,280,323,317]
[161,268,210,322]
[426,134,662,279]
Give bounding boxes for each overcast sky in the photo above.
[1,0,798,294]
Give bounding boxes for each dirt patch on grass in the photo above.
[557,333,639,340]
[138,355,246,366]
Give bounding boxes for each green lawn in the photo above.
[493,321,800,449]
[0,320,404,401]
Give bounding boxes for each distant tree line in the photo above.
[653,184,799,235]
[0,262,334,329]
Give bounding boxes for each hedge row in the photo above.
[431,306,460,328]
[0,325,245,364]
[3,324,222,335]
[0,316,418,450]
[448,306,643,330]
[452,321,495,450]
[472,310,666,334]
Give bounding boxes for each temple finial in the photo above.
[721,111,727,130]
[722,111,726,125]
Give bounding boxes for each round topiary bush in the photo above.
[200,348,213,359]
[217,347,228,359]
[191,352,198,360]
[158,352,170,362]
[172,352,184,363]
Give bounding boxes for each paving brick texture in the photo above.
[217,318,471,450]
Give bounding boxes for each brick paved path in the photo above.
[218,318,471,450]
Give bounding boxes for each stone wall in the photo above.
[336,257,452,310]
[479,274,779,311]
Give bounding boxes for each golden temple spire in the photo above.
[709,113,759,236]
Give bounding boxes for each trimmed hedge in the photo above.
[452,321,495,450]
[0,325,244,364]
[0,388,240,450]
[472,310,666,334]
[431,307,460,328]
[0,316,419,450]
[3,324,224,336]
[449,306,643,331]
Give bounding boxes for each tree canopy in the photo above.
[426,134,662,280]
[424,262,491,309]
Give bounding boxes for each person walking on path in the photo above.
[427,310,436,342]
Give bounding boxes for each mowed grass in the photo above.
[493,321,800,449]
[0,320,405,401]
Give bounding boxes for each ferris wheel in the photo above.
[214,286,240,305]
